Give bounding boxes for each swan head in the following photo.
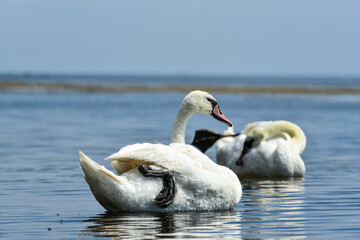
[183,90,232,127]
[236,132,263,166]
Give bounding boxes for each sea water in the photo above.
[0,76,360,239]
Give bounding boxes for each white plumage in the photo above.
[79,90,241,212]
[216,121,306,178]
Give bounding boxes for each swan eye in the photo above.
[206,97,217,107]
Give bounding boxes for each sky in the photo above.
[1,0,360,76]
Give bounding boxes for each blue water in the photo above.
[1,77,360,239]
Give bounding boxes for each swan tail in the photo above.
[79,151,123,212]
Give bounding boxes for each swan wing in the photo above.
[106,143,215,175]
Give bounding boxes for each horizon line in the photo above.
[1,82,360,95]
[1,71,360,80]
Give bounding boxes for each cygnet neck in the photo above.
[170,104,194,144]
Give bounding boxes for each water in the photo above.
[1,77,360,239]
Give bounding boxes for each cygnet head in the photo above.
[183,90,232,127]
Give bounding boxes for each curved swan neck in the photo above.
[288,126,306,154]
[266,121,306,153]
[170,104,195,144]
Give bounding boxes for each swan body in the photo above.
[216,121,306,178]
[80,90,242,212]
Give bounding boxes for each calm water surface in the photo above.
[1,90,360,239]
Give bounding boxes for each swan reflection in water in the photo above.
[80,210,241,239]
[80,179,305,239]
[239,178,306,239]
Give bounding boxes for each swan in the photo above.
[79,90,242,212]
[191,121,306,178]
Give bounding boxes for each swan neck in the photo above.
[291,128,306,153]
[271,122,306,153]
[170,104,194,144]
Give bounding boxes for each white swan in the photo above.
[79,90,242,212]
[192,121,306,178]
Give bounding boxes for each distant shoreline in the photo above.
[1,81,360,95]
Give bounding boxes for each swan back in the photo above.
[245,121,306,154]
[106,143,242,210]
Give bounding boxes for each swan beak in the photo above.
[236,137,254,165]
[236,147,249,165]
[211,104,232,127]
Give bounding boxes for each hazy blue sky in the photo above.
[1,1,359,76]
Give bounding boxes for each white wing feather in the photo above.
[106,143,221,175]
